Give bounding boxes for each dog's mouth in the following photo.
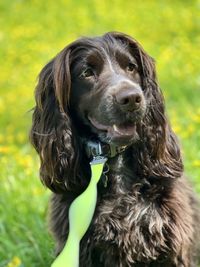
[88,116,138,145]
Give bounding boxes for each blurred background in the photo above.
[0,0,199,266]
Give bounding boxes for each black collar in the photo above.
[84,140,127,160]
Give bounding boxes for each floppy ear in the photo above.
[30,46,85,193]
[110,32,183,179]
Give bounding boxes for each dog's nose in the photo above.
[115,89,143,111]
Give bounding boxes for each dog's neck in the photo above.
[84,140,128,162]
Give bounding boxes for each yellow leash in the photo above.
[51,157,107,267]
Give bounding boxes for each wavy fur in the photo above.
[30,32,200,266]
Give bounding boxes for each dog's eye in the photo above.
[81,68,95,78]
[127,62,137,72]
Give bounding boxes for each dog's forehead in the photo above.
[71,37,135,66]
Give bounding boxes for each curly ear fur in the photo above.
[138,46,183,179]
[30,46,83,193]
[109,32,183,179]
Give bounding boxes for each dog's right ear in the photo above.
[30,46,81,193]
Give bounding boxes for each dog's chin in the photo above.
[88,116,139,147]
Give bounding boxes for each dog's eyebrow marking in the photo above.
[101,48,116,74]
[106,57,116,73]
[102,50,139,89]
[101,48,140,88]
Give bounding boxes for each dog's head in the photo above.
[69,33,147,147]
[30,32,183,192]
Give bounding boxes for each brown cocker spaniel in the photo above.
[30,32,200,266]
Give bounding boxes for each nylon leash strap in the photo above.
[51,156,107,267]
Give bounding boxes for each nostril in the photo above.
[118,94,142,107]
[120,97,129,105]
[135,95,142,104]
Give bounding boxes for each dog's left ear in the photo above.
[109,32,183,179]
[30,43,85,193]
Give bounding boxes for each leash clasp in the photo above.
[90,156,107,165]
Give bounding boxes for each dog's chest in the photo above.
[89,174,172,263]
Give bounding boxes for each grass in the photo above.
[0,0,200,266]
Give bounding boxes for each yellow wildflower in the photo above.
[16,132,26,143]
[17,155,34,168]
[7,256,21,267]
[172,124,181,134]
[0,97,5,113]
[0,146,10,154]
[192,160,200,168]
[191,114,200,123]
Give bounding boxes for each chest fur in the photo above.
[83,177,193,265]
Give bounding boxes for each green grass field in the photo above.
[0,1,200,266]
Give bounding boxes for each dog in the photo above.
[30,32,200,266]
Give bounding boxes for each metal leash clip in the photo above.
[85,141,107,165]
[85,140,127,161]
